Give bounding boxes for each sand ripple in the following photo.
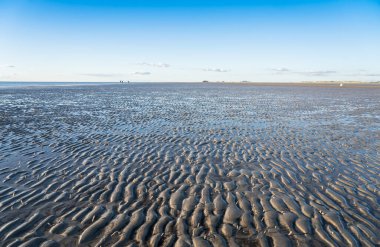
[0,83,379,246]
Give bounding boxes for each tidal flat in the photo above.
[0,83,379,246]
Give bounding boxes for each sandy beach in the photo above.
[0,83,379,246]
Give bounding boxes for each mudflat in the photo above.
[0,83,379,246]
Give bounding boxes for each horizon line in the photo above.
[1,80,379,84]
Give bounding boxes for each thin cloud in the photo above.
[299,70,337,76]
[81,73,121,78]
[132,71,151,75]
[203,68,229,72]
[0,65,16,69]
[270,68,337,76]
[273,68,379,77]
[138,62,170,68]
[348,72,380,77]
[340,68,379,77]
[272,67,291,72]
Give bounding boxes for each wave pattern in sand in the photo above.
[0,83,379,246]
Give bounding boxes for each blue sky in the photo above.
[1,0,379,82]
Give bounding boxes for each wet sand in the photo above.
[0,83,379,246]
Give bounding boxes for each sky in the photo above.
[0,0,380,82]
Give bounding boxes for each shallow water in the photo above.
[0,83,379,246]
